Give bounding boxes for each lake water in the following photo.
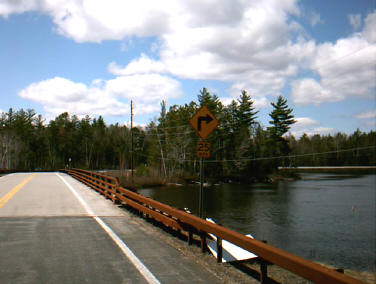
[138,173,376,272]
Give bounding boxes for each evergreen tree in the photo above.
[197,88,222,115]
[230,91,259,173]
[235,90,258,131]
[268,95,296,167]
[268,95,296,139]
[2,99,375,178]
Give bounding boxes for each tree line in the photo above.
[1,88,375,180]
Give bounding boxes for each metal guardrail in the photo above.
[62,168,365,284]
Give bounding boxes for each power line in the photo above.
[148,124,191,130]
[203,145,376,163]
[143,130,195,137]
[133,145,376,163]
[315,45,372,71]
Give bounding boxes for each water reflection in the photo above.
[138,173,375,272]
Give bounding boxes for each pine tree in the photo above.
[197,88,222,115]
[268,95,296,139]
[235,90,258,131]
[268,95,296,167]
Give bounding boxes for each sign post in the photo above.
[189,106,219,218]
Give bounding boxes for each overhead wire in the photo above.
[201,145,376,163]
[133,45,375,162]
[133,145,376,163]
[315,45,372,71]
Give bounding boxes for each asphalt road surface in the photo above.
[0,173,220,284]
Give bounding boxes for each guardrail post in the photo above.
[188,230,193,245]
[260,240,268,284]
[200,232,207,253]
[114,177,121,205]
[216,237,223,263]
[260,260,268,284]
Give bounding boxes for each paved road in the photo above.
[0,173,220,284]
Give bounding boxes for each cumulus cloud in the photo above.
[355,109,376,119]
[295,117,320,127]
[310,11,323,27]
[108,0,305,100]
[0,0,38,17]
[108,55,166,76]
[45,1,176,42]
[2,0,308,102]
[19,74,183,118]
[105,73,182,103]
[19,77,129,117]
[1,1,178,41]
[289,117,333,137]
[348,14,362,30]
[290,78,335,105]
[355,109,376,127]
[2,1,375,117]
[363,11,376,43]
[291,11,376,106]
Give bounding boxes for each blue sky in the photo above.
[1,0,375,136]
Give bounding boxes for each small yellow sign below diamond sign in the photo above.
[189,105,219,140]
[196,141,211,159]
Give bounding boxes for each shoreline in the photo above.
[112,171,302,189]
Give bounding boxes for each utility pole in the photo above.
[131,100,134,181]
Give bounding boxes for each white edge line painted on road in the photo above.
[56,173,161,284]
[0,174,14,180]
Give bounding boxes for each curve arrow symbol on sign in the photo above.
[197,114,213,131]
[189,105,219,139]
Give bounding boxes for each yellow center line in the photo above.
[0,174,36,208]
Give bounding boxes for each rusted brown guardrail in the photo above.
[62,169,365,284]
[64,168,120,202]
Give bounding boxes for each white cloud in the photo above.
[131,1,305,98]
[108,55,166,76]
[295,117,320,128]
[291,12,376,106]
[289,117,333,137]
[310,11,323,27]
[19,77,129,117]
[355,109,376,127]
[310,127,334,135]
[18,74,183,118]
[355,109,376,119]
[120,38,134,52]
[363,11,376,43]
[290,78,335,105]
[41,1,178,43]
[0,0,38,17]
[348,14,362,30]
[124,121,147,129]
[219,94,269,109]
[219,97,234,106]
[2,0,306,103]
[2,1,375,115]
[105,73,182,104]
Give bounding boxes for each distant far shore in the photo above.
[278,166,376,173]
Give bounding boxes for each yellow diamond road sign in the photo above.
[189,105,219,139]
